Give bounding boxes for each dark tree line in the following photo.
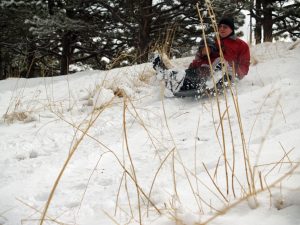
[0,0,298,80]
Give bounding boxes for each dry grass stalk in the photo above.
[247,90,272,149]
[213,156,221,180]
[138,69,155,84]
[126,98,164,161]
[53,110,161,215]
[288,40,300,50]
[160,89,207,214]
[196,2,230,196]
[197,163,300,225]
[194,113,204,213]
[16,198,68,225]
[233,85,256,196]
[152,23,177,62]
[124,171,135,220]
[252,97,284,190]
[77,152,108,215]
[39,96,116,225]
[259,171,264,190]
[202,163,229,203]
[2,111,32,124]
[114,172,125,216]
[251,56,259,66]
[264,148,294,179]
[204,0,257,198]
[279,142,293,165]
[255,161,299,168]
[160,94,179,200]
[179,159,228,206]
[103,210,121,225]
[146,147,175,215]
[122,96,142,224]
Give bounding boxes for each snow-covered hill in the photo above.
[0,42,300,225]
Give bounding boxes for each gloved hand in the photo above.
[237,74,245,80]
[188,63,195,69]
[189,59,204,69]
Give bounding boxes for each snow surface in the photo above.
[0,42,300,225]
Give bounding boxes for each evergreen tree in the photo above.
[0,0,43,78]
[1,0,122,77]
[252,0,300,43]
[273,0,300,40]
[0,0,247,78]
[99,0,246,63]
[27,0,118,75]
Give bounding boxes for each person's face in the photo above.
[218,24,233,38]
[201,47,211,56]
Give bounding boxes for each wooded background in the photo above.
[0,0,299,79]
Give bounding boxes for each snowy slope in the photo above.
[0,42,300,225]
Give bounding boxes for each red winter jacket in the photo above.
[218,35,250,79]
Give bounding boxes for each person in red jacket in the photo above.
[217,17,250,79]
[152,30,249,97]
[152,37,222,95]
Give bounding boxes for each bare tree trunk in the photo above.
[249,0,254,44]
[48,0,55,15]
[60,32,72,75]
[0,46,4,80]
[262,0,273,42]
[255,0,262,44]
[137,0,153,63]
[24,42,36,78]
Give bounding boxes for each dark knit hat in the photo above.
[218,17,235,33]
